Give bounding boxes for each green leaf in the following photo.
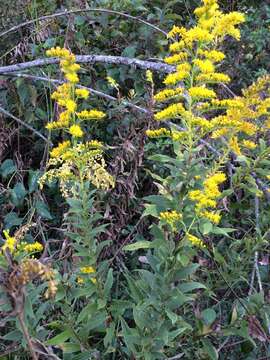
[178,282,207,293]
[10,183,27,207]
[60,343,81,353]
[35,200,53,220]
[28,170,41,193]
[200,221,213,235]
[123,241,154,251]
[0,159,16,178]
[122,45,136,57]
[77,303,96,324]
[212,227,236,237]
[4,212,23,228]
[173,264,200,281]
[202,339,218,360]
[104,269,113,298]
[46,330,73,346]
[104,322,116,348]
[142,204,159,217]
[201,308,216,326]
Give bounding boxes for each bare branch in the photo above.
[2,72,150,114]
[0,105,50,143]
[0,55,174,75]
[0,8,167,39]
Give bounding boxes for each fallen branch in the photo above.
[2,72,150,114]
[0,8,167,39]
[0,55,174,75]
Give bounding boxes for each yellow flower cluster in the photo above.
[208,75,270,147]
[193,59,215,74]
[69,124,84,138]
[154,88,183,102]
[77,109,105,120]
[153,0,245,137]
[40,142,114,195]
[196,73,230,83]
[41,48,114,193]
[50,140,71,158]
[154,103,185,121]
[241,140,256,150]
[159,210,182,230]
[77,266,97,284]
[1,227,43,257]
[1,230,16,253]
[186,233,206,248]
[164,52,188,65]
[189,172,226,224]
[17,241,43,253]
[75,88,90,99]
[189,86,216,99]
[45,47,105,139]
[20,259,57,298]
[164,71,189,86]
[47,46,80,83]
[197,49,225,62]
[145,128,171,138]
[229,136,241,156]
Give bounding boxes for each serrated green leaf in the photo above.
[0,159,16,178]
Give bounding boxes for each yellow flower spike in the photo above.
[163,71,189,86]
[197,49,226,62]
[159,210,182,230]
[154,88,183,102]
[154,103,185,121]
[50,140,71,158]
[164,52,188,65]
[186,233,206,248]
[189,172,226,223]
[167,25,187,39]
[189,86,216,99]
[241,140,257,150]
[201,210,221,224]
[77,109,106,120]
[196,73,231,83]
[229,136,241,155]
[145,128,171,138]
[21,242,43,253]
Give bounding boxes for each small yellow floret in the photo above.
[75,88,90,99]
[69,124,84,138]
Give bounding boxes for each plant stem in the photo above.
[18,312,38,360]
